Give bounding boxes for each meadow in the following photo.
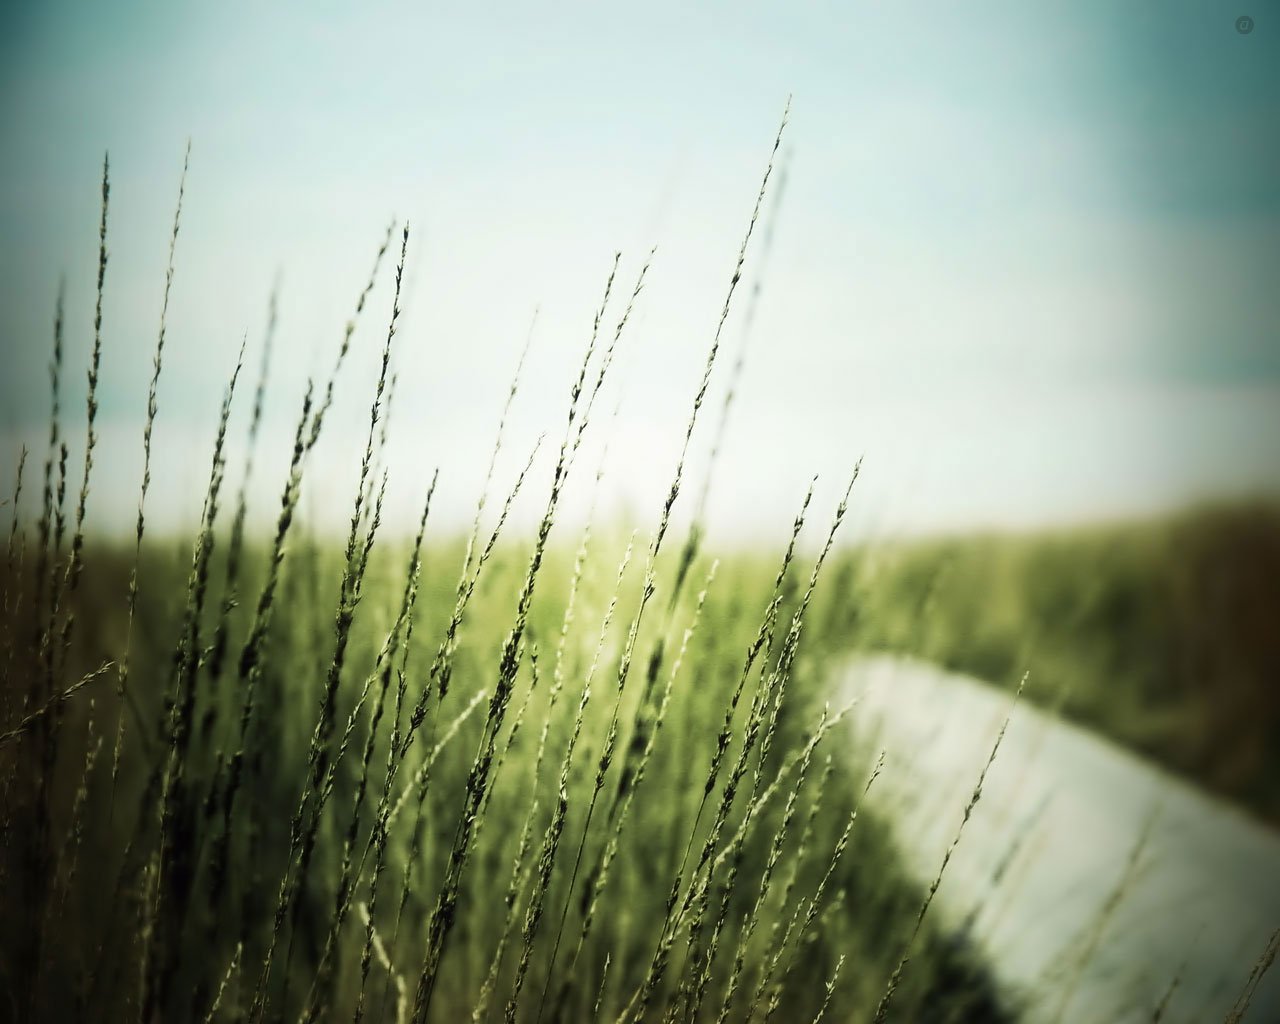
[7,102,1278,1021]
[828,502,1280,822]
[0,131,1011,1022]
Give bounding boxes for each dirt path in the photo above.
[840,656,1280,1023]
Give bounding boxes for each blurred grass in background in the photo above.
[821,502,1280,823]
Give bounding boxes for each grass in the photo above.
[824,501,1280,822]
[0,122,1011,1023]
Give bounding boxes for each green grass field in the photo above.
[6,121,1277,1023]
[0,144,1009,1023]
[1,526,1014,1023]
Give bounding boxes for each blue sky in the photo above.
[2,1,1278,541]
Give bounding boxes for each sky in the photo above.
[1,0,1278,545]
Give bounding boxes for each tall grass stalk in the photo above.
[502,536,636,1023]
[676,470,856,1019]
[209,222,394,960]
[202,942,242,1024]
[250,226,408,1019]
[23,155,109,1018]
[679,703,825,1023]
[32,280,65,672]
[872,674,1026,1024]
[467,512,599,1024]
[759,752,883,1024]
[1224,928,1280,1024]
[472,805,538,1024]
[303,475,438,1021]
[743,752,838,1022]
[358,901,408,1024]
[0,661,115,748]
[543,560,717,1021]
[714,688,822,1022]
[111,144,191,812]
[407,248,645,1021]
[208,280,278,688]
[59,153,110,616]
[619,699,856,1024]
[537,106,788,1023]
[357,383,547,1024]
[366,432,543,1004]
[673,145,789,603]
[141,341,245,1020]
[810,953,844,1024]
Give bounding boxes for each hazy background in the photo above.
[2,0,1278,544]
